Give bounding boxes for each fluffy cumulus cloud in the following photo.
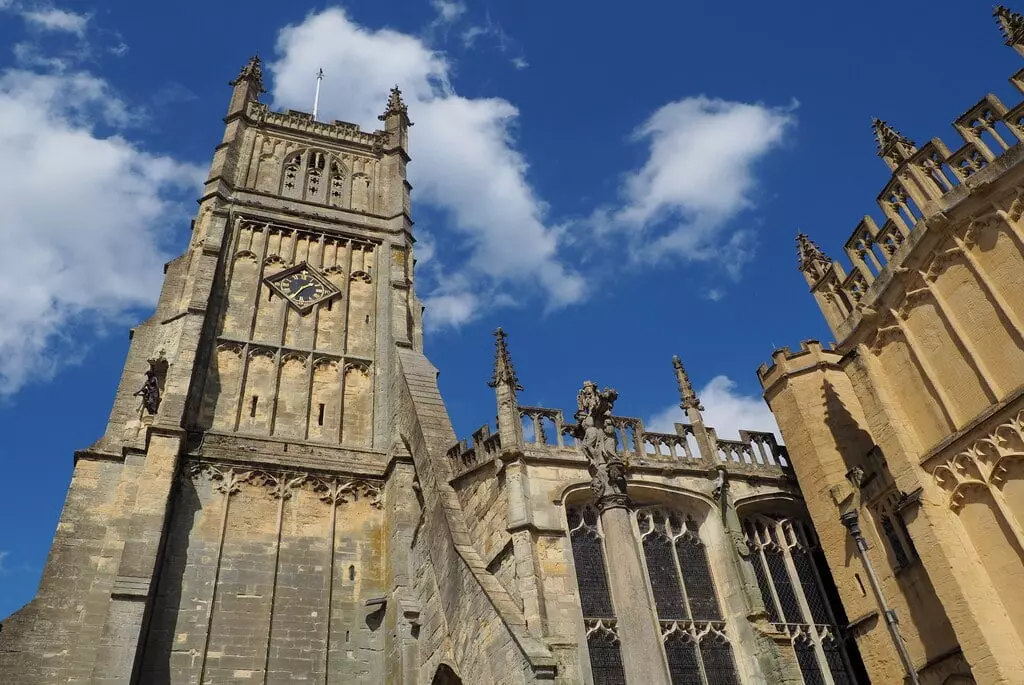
[21,7,89,35]
[0,68,204,395]
[269,9,584,329]
[599,97,796,272]
[646,375,781,441]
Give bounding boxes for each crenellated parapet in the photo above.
[757,339,845,394]
[245,101,387,150]
[798,8,1024,340]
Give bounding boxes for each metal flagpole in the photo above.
[312,68,324,120]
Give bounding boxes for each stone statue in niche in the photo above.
[134,369,161,415]
[573,380,628,506]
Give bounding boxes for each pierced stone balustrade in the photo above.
[519,405,572,448]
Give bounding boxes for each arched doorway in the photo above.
[432,663,462,685]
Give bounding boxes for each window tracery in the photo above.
[743,515,856,685]
[279,150,348,207]
[636,507,739,685]
[567,505,624,683]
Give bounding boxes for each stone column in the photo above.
[573,381,671,685]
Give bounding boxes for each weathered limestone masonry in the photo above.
[443,330,868,684]
[758,7,1024,685]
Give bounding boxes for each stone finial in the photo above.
[796,233,831,273]
[871,118,916,162]
[487,327,523,393]
[995,6,1024,47]
[229,55,267,95]
[378,85,410,122]
[672,356,704,412]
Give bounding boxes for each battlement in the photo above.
[757,339,844,391]
[800,7,1024,337]
[245,101,387,149]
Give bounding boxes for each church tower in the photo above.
[0,56,433,683]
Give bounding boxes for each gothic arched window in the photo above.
[743,515,856,685]
[280,150,341,206]
[567,505,625,685]
[872,492,918,571]
[636,508,739,685]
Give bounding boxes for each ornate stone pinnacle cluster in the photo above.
[672,356,704,412]
[487,327,523,393]
[995,6,1024,46]
[871,118,915,159]
[378,85,409,121]
[796,233,831,272]
[230,55,266,95]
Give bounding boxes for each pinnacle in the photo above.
[672,356,704,413]
[995,6,1024,46]
[487,327,523,393]
[378,84,409,121]
[796,233,831,272]
[871,118,915,159]
[229,55,266,95]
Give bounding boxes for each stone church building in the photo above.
[5,7,1024,685]
[759,7,1024,685]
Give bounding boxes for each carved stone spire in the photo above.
[796,233,831,273]
[229,55,266,95]
[672,356,703,412]
[871,118,916,168]
[995,6,1024,47]
[487,327,523,394]
[378,85,410,122]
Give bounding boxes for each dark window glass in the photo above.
[794,638,826,685]
[676,534,722,621]
[664,632,702,685]
[698,638,740,685]
[882,515,911,568]
[748,552,780,624]
[792,548,830,625]
[765,548,804,624]
[568,508,615,619]
[641,512,688,620]
[823,637,853,685]
[587,628,627,685]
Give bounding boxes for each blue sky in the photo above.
[0,0,1016,618]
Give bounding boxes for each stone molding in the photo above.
[184,459,383,508]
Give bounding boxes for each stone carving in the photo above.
[184,460,383,508]
[573,381,628,508]
[134,369,161,415]
[229,55,266,95]
[932,408,1024,511]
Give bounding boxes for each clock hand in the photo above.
[294,283,316,297]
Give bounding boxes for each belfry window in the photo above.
[636,508,739,685]
[567,505,625,685]
[743,516,855,685]
[280,150,343,206]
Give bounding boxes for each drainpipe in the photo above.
[839,510,920,685]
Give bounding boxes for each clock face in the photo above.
[264,262,340,314]
[281,270,326,303]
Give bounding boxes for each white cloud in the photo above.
[430,0,466,25]
[600,97,795,271]
[510,57,528,70]
[646,375,781,442]
[0,68,204,395]
[22,7,88,35]
[269,9,584,329]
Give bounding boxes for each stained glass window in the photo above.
[677,534,722,621]
[640,511,688,620]
[823,637,853,685]
[792,548,830,625]
[587,625,627,685]
[749,550,781,624]
[765,548,804,624]
[744,516,862,684]
[664,632,702,685]
[794,637,826,685]
[699,642,738,685]
[568,507,615,619]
